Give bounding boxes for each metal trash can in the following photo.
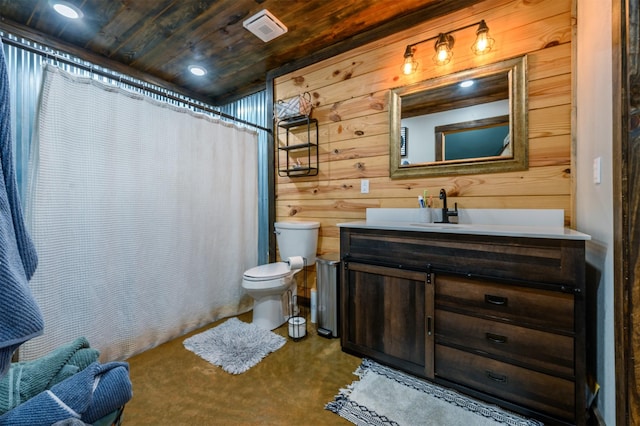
[316,253,340,338]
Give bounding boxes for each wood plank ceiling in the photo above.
[0,0,482,105]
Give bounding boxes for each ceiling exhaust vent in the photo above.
[243,9,288,42]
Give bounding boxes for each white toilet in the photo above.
[242,221,320,330]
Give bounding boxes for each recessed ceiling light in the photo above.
[52,2,83,19]
[459,80,474,88]
[189,65,207,77]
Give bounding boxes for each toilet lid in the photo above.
[243,262,291,280]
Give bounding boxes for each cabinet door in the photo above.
[341,262,433,378]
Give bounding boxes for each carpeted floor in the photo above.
[124,312,361,425]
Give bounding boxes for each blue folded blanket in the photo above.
[0,361,133,426]
[0,337,100,414]
[0,39,44,378]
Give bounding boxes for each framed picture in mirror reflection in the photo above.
[400,126,408,157]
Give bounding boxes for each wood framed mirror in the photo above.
[389,56,528,178]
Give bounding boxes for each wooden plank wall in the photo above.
[274,0,573,259]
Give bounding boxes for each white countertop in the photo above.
[338,220,591,240]
[337,208,591,240]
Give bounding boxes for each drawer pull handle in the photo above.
[485,294,508,306]
[485,332,508,344]
[486,370,508,383]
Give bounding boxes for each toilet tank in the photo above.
[275,221,320,266]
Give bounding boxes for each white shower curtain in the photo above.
[21,65,258,361]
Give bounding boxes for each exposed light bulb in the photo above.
[475,33,489,52]
[402,58,413,75]
[436,46,450,63]
[403,57,419,75]
[459,80,474,88]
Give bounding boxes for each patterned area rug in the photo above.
[326,359,543,426]
[183,317,286,374]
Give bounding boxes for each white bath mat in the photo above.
[183,317,286,374]
[326,359,543,426]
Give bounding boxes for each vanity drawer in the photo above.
[340,228,585,286]
[436,345,575,422]
[436,310,574,377]
[436,275,574,332]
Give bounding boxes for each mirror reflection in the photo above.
[390,56,528,178]
[435,114,509,162]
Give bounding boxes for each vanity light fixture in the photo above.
[433,33,454,65]
[51,1,83,19]
[471,20,495,55]
[402,45,419,75]
[401,20,495,75]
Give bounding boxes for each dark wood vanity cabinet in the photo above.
[340,226,586,425]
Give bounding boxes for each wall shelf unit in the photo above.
[277,116,318,177]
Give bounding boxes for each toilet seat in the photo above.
[243,262,292,281]
[241,262,296,330]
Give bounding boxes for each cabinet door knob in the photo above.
[484,294,508,306]
[485,332,508,344]
[485,370,508,383]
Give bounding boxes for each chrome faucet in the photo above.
[436,188,458,224]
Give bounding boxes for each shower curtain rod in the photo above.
[1,35,270,133]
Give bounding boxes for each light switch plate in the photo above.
[593,157,601,184]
